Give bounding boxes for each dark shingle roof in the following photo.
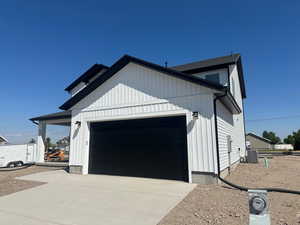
[65,64,109,92]
[172,54,241,72]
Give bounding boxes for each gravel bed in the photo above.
[158,156,300,225]
[0,165,62,197]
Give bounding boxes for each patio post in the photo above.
[37,121,46,163]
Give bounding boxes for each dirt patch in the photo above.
[158,156,300,225]
[0,165,62,197]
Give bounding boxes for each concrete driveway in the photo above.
[0,170,196,225]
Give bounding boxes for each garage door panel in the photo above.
[89,116,188,181]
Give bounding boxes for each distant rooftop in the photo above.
[0,135,8,143]
[246,132,273,144]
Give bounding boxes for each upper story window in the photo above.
[205,73,220,84]
[192,69,228,86]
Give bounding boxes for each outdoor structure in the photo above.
[0,135,8,145]
[246,133,273,150]
[30,54,247,184]
[30,111,71,163]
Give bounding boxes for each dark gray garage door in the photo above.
[88,116,189,181]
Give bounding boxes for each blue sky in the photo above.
[1,0,300,143]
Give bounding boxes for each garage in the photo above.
[88,116,189,181]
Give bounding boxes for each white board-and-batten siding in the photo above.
[230,65,246,159]
[216,64,246,171]
[216,101,234,170]
[69,62,219,179]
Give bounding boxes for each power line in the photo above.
[247,114,300,122]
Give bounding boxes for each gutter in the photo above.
[213,91,227,175]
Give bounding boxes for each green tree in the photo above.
[262,131,281,144]
[284,129,300,150]
[45,137,54,150]
[284,135,295,146]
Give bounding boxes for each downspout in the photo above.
[212,83,300,196]
[242,100,247,159]
[213,90,227,175]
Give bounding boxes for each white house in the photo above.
[30,54,247,184]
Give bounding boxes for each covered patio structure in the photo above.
[30,110,71,163]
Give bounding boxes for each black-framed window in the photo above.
[205,73,220,84]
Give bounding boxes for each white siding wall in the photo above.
[229,64,246,158]
[69,62,219,180]
[217,64,246,171]
[216,101,235,170]
[216,102,229,170]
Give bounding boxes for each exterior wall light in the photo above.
[192,111,199,119]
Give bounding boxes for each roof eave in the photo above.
[64,64,109,92]
[217,91,242,114]
[236,57,246,99]
[29,110,72,122]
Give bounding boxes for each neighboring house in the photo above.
[30,54,247,184]
[246,133,273,150]
[274,144,293,150]
[56,136,70,152]
[56,136,70,147]
[0,135,8,145]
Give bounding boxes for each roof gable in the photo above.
[172,54,246,98]
[73,62,219,111]
[60,55,226,110]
